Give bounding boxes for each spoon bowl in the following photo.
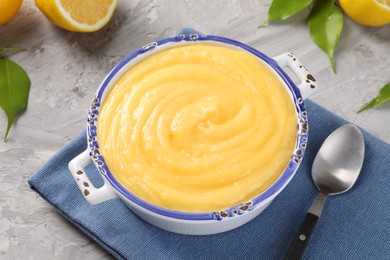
[312,124,365,195]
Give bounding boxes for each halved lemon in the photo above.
[35,0,118,32]
[339,0,390,26]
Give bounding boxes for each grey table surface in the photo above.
[0,0,389,259]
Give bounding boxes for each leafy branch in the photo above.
[264,0,343,73]
[265,0,390,113]
[358,83,390,113]
[0,48,30,142]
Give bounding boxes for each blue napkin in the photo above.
[28,99,390,260]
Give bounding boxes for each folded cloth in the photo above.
[28,99,390,260]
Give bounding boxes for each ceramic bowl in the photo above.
[68,33,317,235]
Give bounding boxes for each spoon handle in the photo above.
[285,212,319,260]
[285,193,327,260]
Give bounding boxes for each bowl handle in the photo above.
[68,149,117,205]
[273,53,317,99]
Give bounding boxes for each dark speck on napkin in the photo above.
[28,100,390,260]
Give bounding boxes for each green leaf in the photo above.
[0,58,31,141]
[308,0,343,73]
[358,83,390,113]
[268,0,314,21]
[0,48,27,56]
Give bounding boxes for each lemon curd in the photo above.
[97,44,297,213]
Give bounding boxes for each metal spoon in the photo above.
[285,124,365,260]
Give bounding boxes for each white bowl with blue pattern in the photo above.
[68,33,317,235]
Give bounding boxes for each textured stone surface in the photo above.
[0,0,389,259]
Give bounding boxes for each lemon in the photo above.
[0,0,23,26]
[339,0,390,26]
[34,0,118,32]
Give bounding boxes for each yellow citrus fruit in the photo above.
[339,0,390,26]
[0,0,23,26]
[34,0,118,32]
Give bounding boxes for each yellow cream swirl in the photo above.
[97,44,297,212]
